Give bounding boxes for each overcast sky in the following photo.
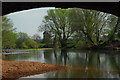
[6,7,55,38]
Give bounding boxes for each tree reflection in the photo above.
[43,50,54,64]
[84,51,101,78]
[60,49,69,65]
[52,49,69,65]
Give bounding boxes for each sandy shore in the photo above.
[1,59,68,80]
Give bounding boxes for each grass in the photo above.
[20,48,53,50]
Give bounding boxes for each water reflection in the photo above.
[4,49,120,78]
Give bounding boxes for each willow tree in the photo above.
[69,8,118,46]
[39,8,75,48]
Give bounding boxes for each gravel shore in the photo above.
[1,59,68,80]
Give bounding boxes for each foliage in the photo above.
[38,8,118,48]
[68,8,118,46]
[66,41,76,48]
[2,16,43,49]
[115,17,120,38]
[16,32,29,48]
[37,43,46,48]
[39,8,75,48]
[21,42,28,48]
[16,32,38,48]
[25,38,38,48]
[75,41,86,48]
[2,16,15,31]
[2,16,17,49]
[32,33,42,43]
[2,8,119,49]
[43,31,52,44]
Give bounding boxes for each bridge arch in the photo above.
[2,2,120,17]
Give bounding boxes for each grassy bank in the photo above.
[20,48,53,50]
[2,48,54,53]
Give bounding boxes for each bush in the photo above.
[67,42,77,48]
[25,39,38,48]
[75,41,86,48]
[38,43,46,48]
[22,42,28,48]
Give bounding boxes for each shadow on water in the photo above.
[4,49,120,78]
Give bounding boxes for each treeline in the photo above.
[2,8,120,49]
[2,16,46,49]
[38,8,120,49]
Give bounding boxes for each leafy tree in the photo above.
[32,33,42,43]
[16,32,29,48]
[16,32,38,48]
[68,8,118,46]
[105,15,119,41]
[25,38,38,48]
[116,17,120,38]
[0,16,2,49]
[2,16,17,49]
[21,42,28,48]
[42,31,52,47]
[2,30,17,48]
[39,8,118,48]
[39,8,75,48]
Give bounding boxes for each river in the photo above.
[3,49,120,78]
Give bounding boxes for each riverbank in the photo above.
[2,59,68,80]
[20,48,53,50]
[2,48,53,53]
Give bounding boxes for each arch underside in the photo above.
[2,2,120,17]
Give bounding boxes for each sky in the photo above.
[6,7,55,38]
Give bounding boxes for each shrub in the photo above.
[75,41,86,48]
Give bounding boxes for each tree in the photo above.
[116,17,120,38]
[25,38,38,48]
[16,32,38,48]
[32,33,42,43]
[16,32,29,48]
[39,8,75,48]
[2,16,17,49]
[68,8,118,46]
[105,15,118,41]
[42,31,52,47]
[0,16,2,49]
[21,42,28,48]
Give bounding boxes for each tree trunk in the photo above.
[81,30,94,44]
[60,39,67,48]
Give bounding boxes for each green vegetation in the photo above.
[2,8,120,50]
[20,48,53,50]
[2,16,17,49]
[2,16,39,49]
[39,8,120,49]
[39,9,76,48]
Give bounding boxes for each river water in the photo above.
[3,49,120,78]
